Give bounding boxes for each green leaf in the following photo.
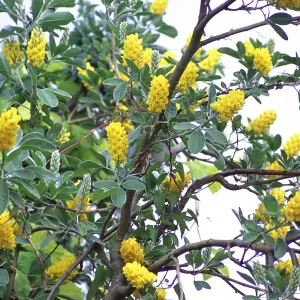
[0,269,9,286]
[243,232,260,242]
[157,24,178,38]
[274,238,287,258]
[20,138,56,152]
[269,13,292,25]
[173,123,196,131]
[40,233,55,249]
[0,54,11,78]
[52,0,76,7]
[205,128,227,145]
[194,281,211,291]
[78,221,98,232]
[263,194,278,213]
[218,47,240,59]
[269,21,288,40]
[103,78,124,86]
[59,282,84,300]
[111,187,126,208]
[165,101,177,121]
[14,270,30,299]
[45,88,72,99]
[32,0,43,20]
[236,271,256,285]
[0,180,8,215]
[236,41,245,57]
[39,11,74,28]
[94,180,117,189]
[113,82,127,101]
[188,130,205,154]
[128,126,142,143]
[37,88,58,107]
[78,160,102,169]
[63,47,81,57]
[27,166,57,180]
[122,180,146,190]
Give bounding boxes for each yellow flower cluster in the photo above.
[264,161,284,179]
[265,221,290,240]
[143,48,153,66]
[150,0,168,15]
[177,62,198,93]
[157,289,167,300]
[123,261,157,289]
[122,118,135,132]
[210,90,245,121]
[45,256,77,282]
[0,211,16,249]
[246,110,277,135]
[282,191,300,222]
[283,133,300,157]
[2,40,24,67]
[26,28,46,68]
[77,62,96,89]
[253,48,272,76]
[122,34,144,69]
[0,107,21,151]
[275,256,300,278]
[120,238,145,264]
[106,122,129,162]
[159,51,177,68]
[148,75,170,113]
[199,48,222,72]
[161,172,192,192]
[66,196,90,221]
[185,33,201,59]
[57,129,71,145]
[254,188,285,223]
[275,0,300,10]
[244,40,255,57]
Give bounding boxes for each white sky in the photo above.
[1,0,299,299]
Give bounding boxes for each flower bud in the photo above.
[119,21,128,43]
[253,261,267,284]
[50,150,60,174]
[151,50,161,74]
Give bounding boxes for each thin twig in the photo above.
[171,256,184,300]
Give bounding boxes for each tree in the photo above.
[0,0,300,299]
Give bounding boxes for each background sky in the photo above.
[1,0,299,299]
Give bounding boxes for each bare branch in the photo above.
[171,256,184,300]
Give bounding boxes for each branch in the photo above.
[199,16,300,48]
[171,256,184,300]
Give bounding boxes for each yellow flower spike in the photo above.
[57,128,71,145]
[246,110,277,135]
[283,133,300,157]
[161,172,191,192]
[265,222,290,241]
[143,48,153,66]
[210,90,245,121]
[148,75,169,113]
[0,211,16,249]
[120,237,144,263]
[45,256,77,282]
[264,161,285,179]
[150,0,168,15]
[66,196,90,221]
[177,62,198,93]
[123,261,157,289]
[2,40,24,67]
[253,48,272,76]
[281,191,300,222]
[26,27,46,68]
[274,0,300,10]
[122,34,144,69]
[0,107,21,151]
[244,40,255,57]
[185,33,201,59]
[157,288,167,300]
[122,118,135,132]
[77,62,96,89]
[199,48,222,72]
[275,257,300,279]
[106,122,129,163]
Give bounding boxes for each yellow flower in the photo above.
[281,191,300,222]
[26,27,46,67]
[150,0,168,15]
[161,172,191,192]
[0,107,21,151]
[264,161,285,179]
[185,33,201,59]
[283,133,300,157]
[274,0,300,10]
[210,90,245,121]
[57,128,71,145]
[122,118,135,132]
[148,75,169,113]
[157,288,167,300]
[74,180,81,187]
[159,51,177,68]
[120,238,144,263]
[246,110,277,135]
[253,48,272,76]
[275,256,300,278]
[143,48,153,66]
[2,40,24,67]
[254,188,285,224]
[123,261,156,289]
[0,211,16,249]
[106,122,129,162]
[244,40,255,57]
[177,62,198,93]
[45,256,77,282]
[122,34,144,69]
[265,222,290,240]
[66,196,90,221]
[199,48,222,72]
[12,221,20,236]
[77,62,96,89]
